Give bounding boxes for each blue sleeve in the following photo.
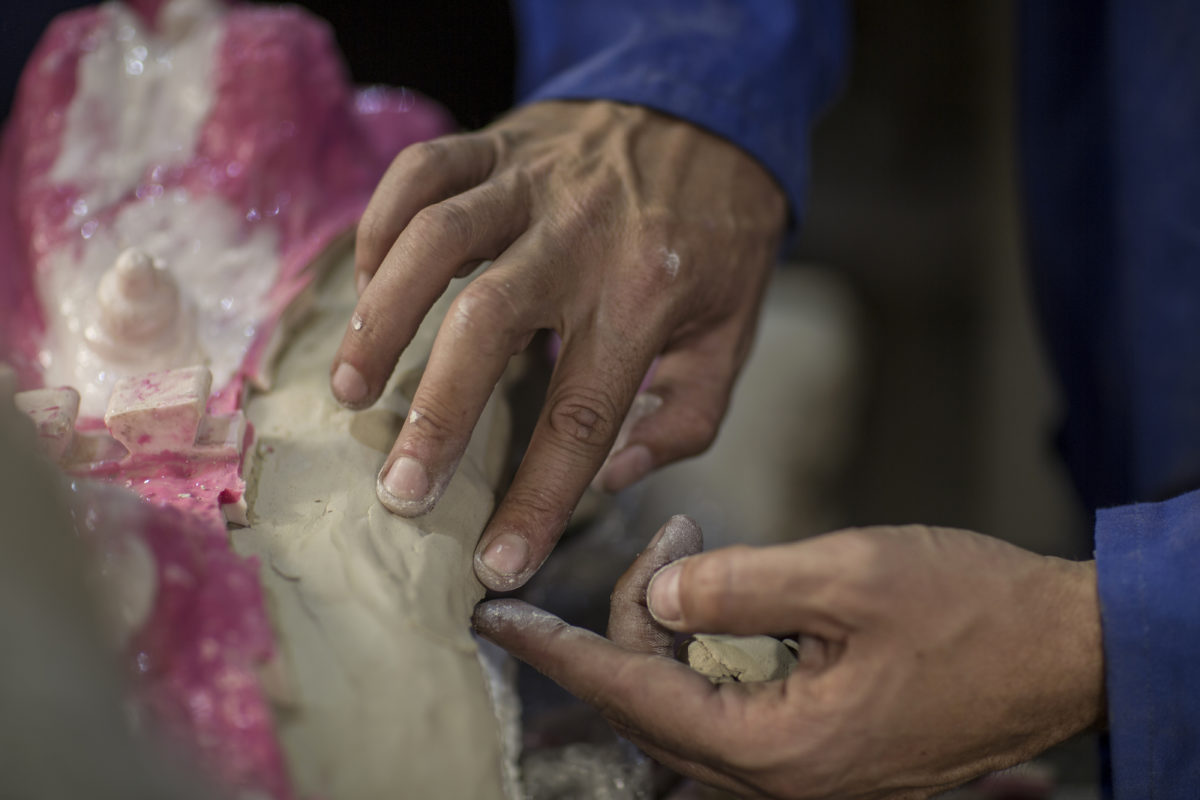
[1095,488,1200,797]
[511,0,849,226]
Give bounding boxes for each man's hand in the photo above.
[329,100,786,590]
[474,522,1106,799]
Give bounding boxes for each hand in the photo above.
[329,100,786,590]
[473,522,1106,799]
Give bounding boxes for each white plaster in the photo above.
[49,1,221,212]
[38,194,281,417]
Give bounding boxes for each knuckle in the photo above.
[403,399,461,448]
[546,386,622,452]
[679,548,746,622]
[824,528,894,592]
[396,139,447,175]
[409,199,474,248]
[631,212,675,258]
[447,278,523,346]
[504,483,571,533]
[670,402,724,456]
[609,217,687,311]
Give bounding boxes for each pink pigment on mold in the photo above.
[69,482,287,799]
[0,0,454,401]
[0,2,456,797]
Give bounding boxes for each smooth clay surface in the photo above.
[234,250,518,800]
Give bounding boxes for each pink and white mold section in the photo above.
[0,0,452,797]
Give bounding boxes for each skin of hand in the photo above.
[329,100,786,591]
[473,522,1106,799]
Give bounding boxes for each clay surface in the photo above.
[234,251,518,800]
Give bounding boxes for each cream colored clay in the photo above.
[234,250,519,800]
[683,634,799,685]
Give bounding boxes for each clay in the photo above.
[682,634,800,684]
[234,252,519,800]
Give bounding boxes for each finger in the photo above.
[472,599,736,762]
[645,540,853,641]
[355,134,496,296]
[473,332,657,590]
[332,177,528,410]
[375,254,544,515]
[607,515,703,654]
[597,325,742,493]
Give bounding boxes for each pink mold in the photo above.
[0,0,453,404]
[69,480,287,799]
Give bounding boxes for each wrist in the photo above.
[1049,557,1107,732]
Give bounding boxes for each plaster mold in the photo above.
[0,1,525,798]
[0,0,453,411]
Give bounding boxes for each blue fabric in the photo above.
[512,0,848,227]
[1096,491,1200,797]
[1020,0,1200,513]
[516,1,1200,795]
[1020,6,1200,791]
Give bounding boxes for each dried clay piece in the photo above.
[681,634,800,684]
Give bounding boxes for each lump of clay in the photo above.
[682,634,800,684]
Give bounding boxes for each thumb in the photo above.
[645,541,849,641]
[607,514,704,654]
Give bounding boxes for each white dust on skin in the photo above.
[659,247,681,280]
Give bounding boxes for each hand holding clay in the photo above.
[474,523,1107,799]
[330,100,785,590]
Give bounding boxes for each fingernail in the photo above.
[332,362,369,407]
[600,444,653,492]
[480,533,529,578]
[382,456,429,502]
[356,272,370,296]
[647,564,682,624]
